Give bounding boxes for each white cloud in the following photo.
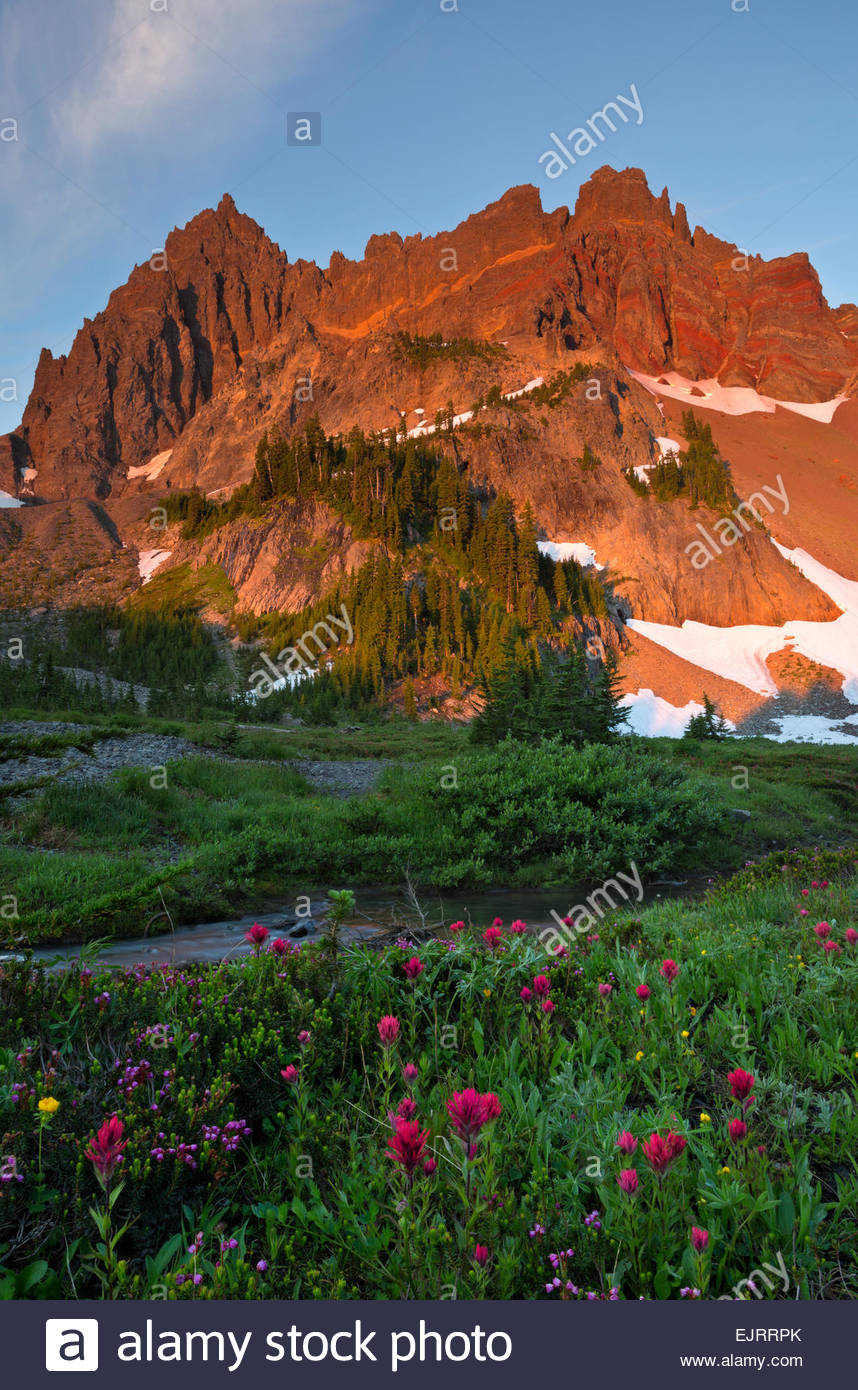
[56,0,369,151]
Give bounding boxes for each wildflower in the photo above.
[483,987,492,998]
[642,1131,686,1174]
[598,983,612,998]
[256,1259,268,1272]
[244,923,269,951]
[491,917,503,927]
[533,973,551,997]
[446,1089,501,1143]
[814,921,832,939]
[541,998,555,1014]
[728,1118,747,1142]
[483,926,502,948]
[510,919,527,934]
[297,1030,311,1046]
[823,941,841,956]
[402,956,424,980]
[280,1065,299,1085]
[423,1157,437,1176]
[377,1015,400,1047]
[520,986,532,1003]
[38,1097,60,1115]
[553,944,569,958]
[717,1165,731,1175]
[473,1244,490,1268]
[449,920,465,934]
[397,1097,418,1122]
[529,1223,545,1238]
[617,1169,639,1194]
[660,959,679,984]
[270,938,288,955]
[635,983,651,1001]
[386,1118,429,1178]
[616,1130,638,1155]
[727,1068,755,1101]
[690,1227,709,1253]
[845,928,858,946]
[0,1155,22,1184]
[402,1062,419,1085]
[583,1210,601,1230]
[634,1050,645,1061]
[681,1029,690,1039]
[85,1115,128,1183]
[699,1113,712,1125]
[680,1287,701,1299]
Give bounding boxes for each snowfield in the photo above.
[127,450,173,482]
[627,368,848,424]
[138,549,172,583]
[537,540,603,570]
[619,689,723,738]
[0,491,24,508]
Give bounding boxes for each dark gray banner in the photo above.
[6,1298,845,1386]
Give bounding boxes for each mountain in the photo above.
[2,166,857,731]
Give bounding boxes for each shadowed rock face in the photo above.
[1,167,855,635]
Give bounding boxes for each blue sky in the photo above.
[1,0,857,437]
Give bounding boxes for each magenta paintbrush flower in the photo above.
[616,1130,638,1155]
[642,1130,686,1174]
[85,1115,128,1183]
[446,1088,501,1144]
[483,926,502,948]
[728,1068,755,1100]
[473,1244,490,1267]
[728,1118,747,1141]
[386,1118,429,1177]
[244,923,269,951]
[659,958,679,984]
[635,983,651,1001]
[532,974,551,997]
[280,1065,299,1084]
[377,1015,400,1047]
[402,956,424,979]
[845,928,858,946]
[617,1168,639,1194]
[690,1226,709,1253]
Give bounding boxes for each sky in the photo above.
[1,0,857,438]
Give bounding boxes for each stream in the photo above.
[15,879,711,972]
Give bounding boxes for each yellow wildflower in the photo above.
[717,1165,731,1175]
[681,1030,690,1038]
[38,1097,60,1115]
[689,1006,697,1016]
[483,988,491,998]
[699,1112,711,1125]
[635,1050,645,1061]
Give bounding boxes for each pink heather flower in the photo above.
[256,1259,268,1272]
[845,929,858,946]
[397,1097,418,1121]
[823,940,841,956]
[386,1118,429,1178]
[728,1068,755,1101]
[280,1065,299,1085]
[533,974,551,997]
[660,958,679,984]
[510,919,527,934]
[85,1115,128,1183]
[244,923,269,950]
[616,1130,638,1155]
[377,1015,400,1047]
[297,1030,311,1047]
[690,1227,709,1253]
[728,1118,747,1142]
[541,998,555,1014]
[423,1157,437,1176]
[520,986,532,1003]
[635,983,651,1001]
[402,956,424,979]
[598,982,612,998]
[483,926,502,949]
[617,1169,639,1194]
[473,1244,490,1268]
[402,1062,419,1085]
[814,921,832,939]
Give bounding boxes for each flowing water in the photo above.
[15,877,710,972]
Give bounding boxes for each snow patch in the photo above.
[406,377,545,439]
[138,549,172,583]
[128,449,173,481]
[537,540,603,570]
[628,368,847,424]
[0,491,24,508]
[655,436,680,457]
[619,689,718,738]
[763,714,858,746]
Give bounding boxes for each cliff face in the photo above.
[6,167,856,507]
[1,166,855,643]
